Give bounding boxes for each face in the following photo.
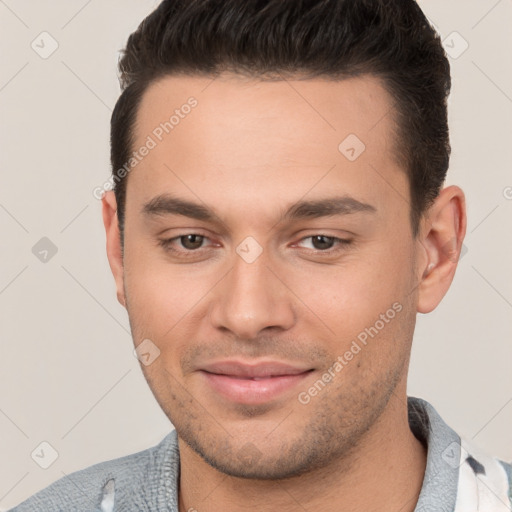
[109,73,428,479]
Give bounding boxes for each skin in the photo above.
[102,73,466,512]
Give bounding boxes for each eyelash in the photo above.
[295,235,353,254]
[158,233,353,258]
[158,234,217,259]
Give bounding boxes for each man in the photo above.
[11,0,511,511]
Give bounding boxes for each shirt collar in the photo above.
[408,396,460,511]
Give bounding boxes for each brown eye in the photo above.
[310,235,336,250]
[179,234,204,250]
[158,232,216,257]
[295,235,353,256]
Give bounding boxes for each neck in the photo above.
[178,391,427,512]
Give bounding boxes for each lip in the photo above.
[198,360,314,404]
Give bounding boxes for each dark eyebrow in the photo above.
[141,194,377,223]
[143,195,214,221]
[282,196,377,220]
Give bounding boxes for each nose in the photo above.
[209,247,296,340]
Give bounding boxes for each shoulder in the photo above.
[407,396,512,510]
[500,458,512,505]
[498,457,512,490]
[459,437,512,511]
[9,431,179,512]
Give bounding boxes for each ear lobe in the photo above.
[101,191,126,308]
[416,185,467,314]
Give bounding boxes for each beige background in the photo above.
[1,0,511,509]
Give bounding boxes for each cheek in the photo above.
[123,245,219,343]
[124,246,177,324]
[283,246,412,327]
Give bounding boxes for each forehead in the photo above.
[127,73,406,223]
[134,72,397,153]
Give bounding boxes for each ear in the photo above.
[101,191,126,308]
[416,185,467,314]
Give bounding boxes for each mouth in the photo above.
[198,360,315,404]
